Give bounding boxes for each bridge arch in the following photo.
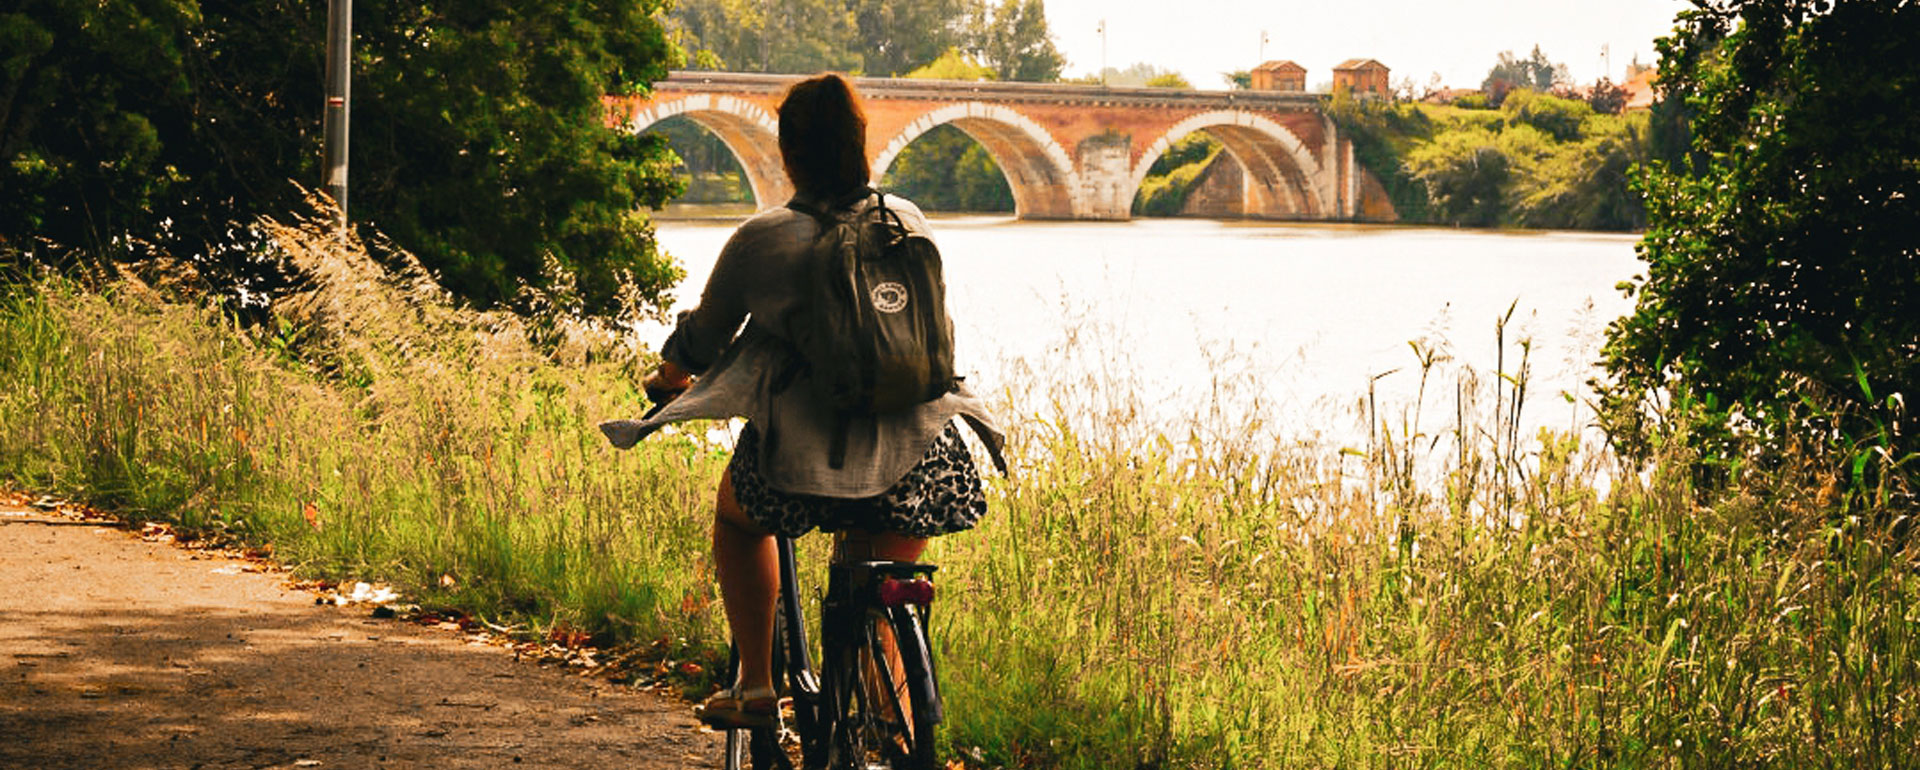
[872,102,1077,219]
[1131,111,1328,219]
[623,94,792,208]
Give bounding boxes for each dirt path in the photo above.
[0,500,722,770]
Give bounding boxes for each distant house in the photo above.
[1622,68,1658,112]
[1250,60,1307,92]
[1333,58,1391,98]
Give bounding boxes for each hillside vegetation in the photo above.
[1329,90,1649,230]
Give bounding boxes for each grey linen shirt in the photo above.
[598,192,1006,498]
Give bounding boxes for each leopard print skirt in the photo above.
[728,422,988,539]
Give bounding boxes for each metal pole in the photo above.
[323,0,351,225]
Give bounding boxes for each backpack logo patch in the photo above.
[871,282,909,313]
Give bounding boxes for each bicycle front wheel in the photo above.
[721,644,751,770]
[722,631,795,770]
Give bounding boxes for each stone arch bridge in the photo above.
[606,71,1396,221]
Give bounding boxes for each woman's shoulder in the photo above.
[720,206,812,253]
[737,205,809,234]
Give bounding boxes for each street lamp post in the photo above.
[323,0,351,226]
[1098,19,1107,86]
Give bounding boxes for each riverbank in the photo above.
[2,215,1913,766]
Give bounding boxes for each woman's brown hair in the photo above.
[778,74,870,198]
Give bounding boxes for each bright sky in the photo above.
[1043,0,1690,89]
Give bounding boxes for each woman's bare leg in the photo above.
[714,469,777,692]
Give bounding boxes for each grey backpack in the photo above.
[786,188,957,466]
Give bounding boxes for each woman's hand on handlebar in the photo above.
[643,361,694,407]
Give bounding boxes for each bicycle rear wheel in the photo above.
[882,604,939,769]
[828,605,938,769]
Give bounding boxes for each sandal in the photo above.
[695,687,780,730]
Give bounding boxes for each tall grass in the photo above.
[0,214,729,655]
[2,215,1915,767]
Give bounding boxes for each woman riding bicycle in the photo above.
[601,73,1004,731]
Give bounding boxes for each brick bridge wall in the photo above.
[605,71,1397,222]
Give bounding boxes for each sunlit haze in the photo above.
[1043,0,1689,89]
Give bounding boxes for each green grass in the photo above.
[2,217,1916,767]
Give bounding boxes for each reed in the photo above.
[1,216,1913,768]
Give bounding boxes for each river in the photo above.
[648,214,1643,443]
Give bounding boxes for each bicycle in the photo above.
[635,383,945,769]
[721,532,944,770]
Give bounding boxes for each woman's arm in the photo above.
[659,222,765,374]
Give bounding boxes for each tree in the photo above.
[1504,119,1647,231]
[665,0,860,75]
[1405,128,1510,227]
[647,117,751,204]
[0,1,356,277]
[1602,0,1920,487]
[1586,77,1629,115]
[1072,63,1184,88]
[1,0,684,318]
[1481,45,1569,105]
[879,125,1012,212]
[1145,72,1192,89]
[1133,134,1222,216]
[1500,89,1593,142]
[852,0,976,76]
[1223,70,1252,89]
[906,48,996,81]
[976,0,1062,82]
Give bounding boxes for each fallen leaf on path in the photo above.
[547,626,591,649]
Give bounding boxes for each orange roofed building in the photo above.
[1251,60,1307,92]
[1333,58,1390,98]
[1622,68,1659,112]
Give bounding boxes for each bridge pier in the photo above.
[1068,133,1134,220]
